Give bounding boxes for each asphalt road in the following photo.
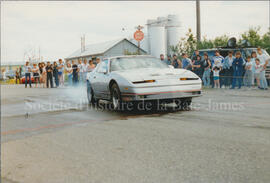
[1,85,270,183]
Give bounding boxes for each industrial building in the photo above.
[130,14,182,58]
[65,38,147,62]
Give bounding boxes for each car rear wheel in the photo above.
[110,83,122,110]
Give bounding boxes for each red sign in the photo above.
[134,30,144,41]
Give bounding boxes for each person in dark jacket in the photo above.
[72,60,79,86]
[231,51,244,89]
[46,61,53,88]
[192,55,203,78]
[53,61,59,87]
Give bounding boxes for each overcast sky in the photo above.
[1,1,269,63]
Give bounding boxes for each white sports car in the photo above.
[86,55,202,110]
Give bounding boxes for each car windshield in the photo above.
[110,57,169,71]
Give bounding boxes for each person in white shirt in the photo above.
[24,61,32,88]
[65,62,73,86]
[82,59,89,82]
[254,58,264,89]
[257,47,269,90]
[32,63,40,88]
[244,56,253,88]
[250,51,257,87]
[58,59,65,87]
[78,59,84,84]
[212,67,220,89]
[212,50,225,88]
[212,50,224,69]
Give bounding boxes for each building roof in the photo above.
[1,62,25,66]
[66,38,146,59]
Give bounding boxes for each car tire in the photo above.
[87,81,97,105]
[110,83,122,110]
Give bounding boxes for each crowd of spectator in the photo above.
[22,58,98,88]
[160,47,269,90]
[4,47,269,91]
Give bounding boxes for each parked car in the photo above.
[86,55,202,110]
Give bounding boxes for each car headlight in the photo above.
[132,80,156,84]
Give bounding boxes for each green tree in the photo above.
[212,35,229,47]
[171,27,270,55]
[197,36,214,49]
[261,28,270,54]
[171,28,197,57]
[239,26,262,47]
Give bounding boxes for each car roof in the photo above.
[198,47,258,52]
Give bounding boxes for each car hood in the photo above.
[112,68,195,82]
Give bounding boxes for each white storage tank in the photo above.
[147,19,156,55]
[166,14,182,55]
[148,18,166,58]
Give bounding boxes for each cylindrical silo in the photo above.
[166,14,182,56]
[148,18,166,58]
[147,19,156,55]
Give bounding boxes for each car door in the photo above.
[98,60,111,99]
[90,64,100,93]
[94,60,109,98]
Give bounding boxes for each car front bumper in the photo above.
[121,84,202,102]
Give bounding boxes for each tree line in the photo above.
[170,27,270,57]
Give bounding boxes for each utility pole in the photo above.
[196,0,201,43]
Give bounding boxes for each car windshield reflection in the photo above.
[110,57,169,71]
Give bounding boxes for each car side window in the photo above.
[97,60,109,73]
